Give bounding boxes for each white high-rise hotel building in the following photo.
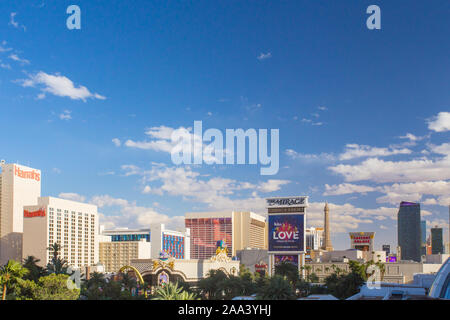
[0,162,41,264]
[1,161,99,268]
[23,197,99,268]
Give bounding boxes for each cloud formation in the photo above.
[428,112,450,132]
[18,71,106,101]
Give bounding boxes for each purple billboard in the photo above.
[268,214,304,252]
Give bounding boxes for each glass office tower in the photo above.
[397,201,421,262]
[431,227,444,254]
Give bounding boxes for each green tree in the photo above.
[197,269,229,300]
[120,272,137,293]
[257,275,296,300]
[80,272,107,300]
[324,261,365,299]
[274,261,299,287]
[34,274,80,300]
[11,279,38,300]
[22,256,44,282]
[152,282,198,300]
[0,260,29,300]
[46,243,71,275]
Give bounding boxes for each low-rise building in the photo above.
[236,248,268,274]
[306,260,444,284]
[99,238,151,273]
[130,244,240,287]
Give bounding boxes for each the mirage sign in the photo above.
[266,196,308,208]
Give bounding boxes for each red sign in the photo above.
[24,208,46,218]
[15,166,40,182]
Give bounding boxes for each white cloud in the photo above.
[375,180,450,206]
[0,60,11,69]
[428,112,450,132]
[0,42,12,52]
[285,149,335,162]
[318,106,328,111]
[112,138,121,147]
[338,144,412,161]
[257,52,272,61]
[429,143,450,156]
[124,125,223,163]
[9,13,26,31]
[58,192,86,203]
[120,164,289,212]
[9,53,29,65]
[329,156,450,183]
[376,192,423,206]
[59,110,72,120]
[324,183,377,196]
[17,71,106,101]
[257,179,291,193]
[300,118,323,126]
[399,133,425,142]
[89,194,185,230]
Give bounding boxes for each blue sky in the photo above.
[1,0,449,250]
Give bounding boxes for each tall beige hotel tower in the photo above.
[0,161,41,264]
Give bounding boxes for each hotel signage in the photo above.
[24,208,46,218]
[15,165,41,182]
[266,196,308,208]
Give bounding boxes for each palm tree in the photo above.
[274,261,299,286]
[46,242,70,275]
[152,282,198,300]
[120,273,137,293]
[257,275,296,300]
[304,265,312,281]
[22,255,44,282]
[0,260,29,300]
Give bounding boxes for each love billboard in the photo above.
[268,214,304,252]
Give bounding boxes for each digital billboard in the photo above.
[268,214,304,252]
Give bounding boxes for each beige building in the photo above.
[232,211,267,253]
[23,197,99,269]
[0,162,41,264]
[99,238,151,273]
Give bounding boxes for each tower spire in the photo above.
[323,202,333,251]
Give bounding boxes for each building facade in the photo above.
[185,211,267,259]
[306,227,324,251]
[99,238,151,273]
[431,227,444,254]
[23,197,99,269]
[382,244,390,256]
[349,232,375,252]
[305,227,324,262]
[0,162,41,264]
[101,227,151,242]
[397,201,421,262]
[149,223,190,260]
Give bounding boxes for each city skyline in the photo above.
[1,1,449,251]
